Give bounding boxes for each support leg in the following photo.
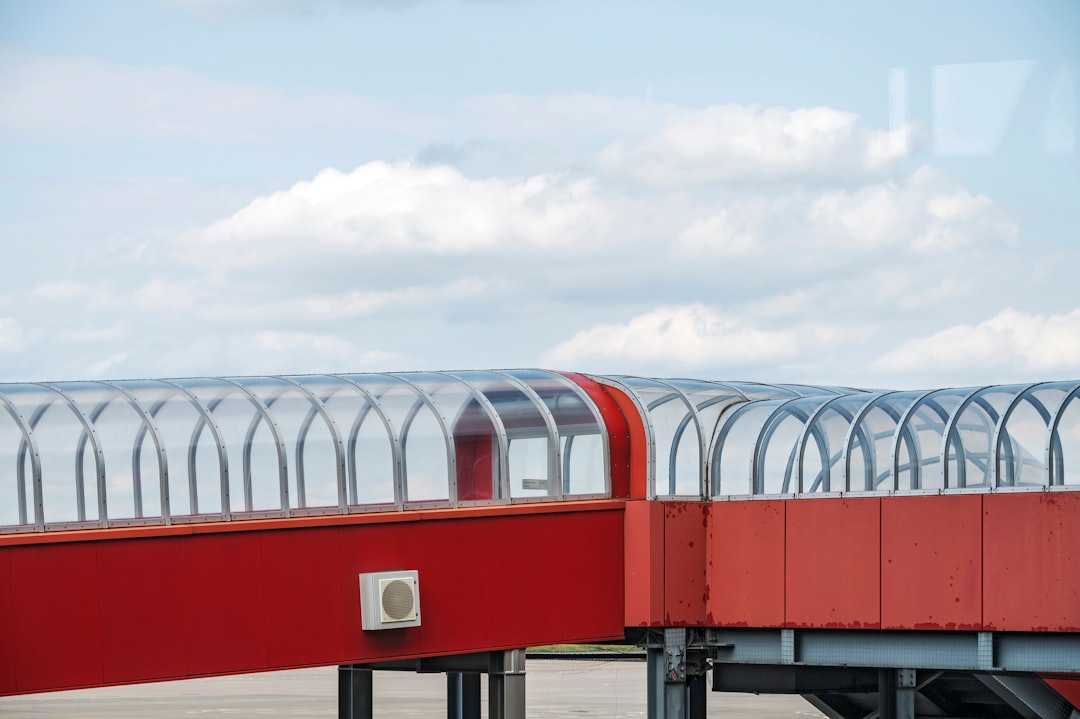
[338,665,373,719]
[687,672,707,719]
[488,650,526,719]
[448,671,481,719]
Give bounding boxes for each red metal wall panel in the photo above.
[0,548,15,695]
[624,500,665,626]
[880,494,982,630]
[261,527,345,668]
[98,537,187,684]
[785,497,880,628]
[983,491,1080,632]
[664,502,706,626]
[180,531,269,676]
[10,542,104,692]
[706,500,785,627]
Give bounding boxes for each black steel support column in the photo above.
[338,665,373,719]
[879,669,914,719]
[447,671,482,719]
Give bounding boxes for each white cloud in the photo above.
[874,308,1080,376]
[0,47,408,141]
[0,319,27,354]
[672,208,758,258]
[600,104,913,184]
[186,162,615,264]
[807,166,1018,252]
[543,304,855,371]
[31,281,114,307]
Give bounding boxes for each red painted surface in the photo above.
[1,502,624,696]
[0,548,15,695]
[98,537,187,683]
[1043,676,1080,710]
[10,542,104,693]
[623,500,664,626]
[785,497,880,628]
[881,494,982,630]
[983,491,1080,632]
[562,373,636,499]
[663,502,706,626]
[706,500,785,627]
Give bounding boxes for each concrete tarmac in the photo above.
[0,660,825,718]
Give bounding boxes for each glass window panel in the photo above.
[0,406,26,526]
[172,378,283,515]
[616,378,700,496]
[0,385,97,525]
[945,386,1022,489]
[508,436,550,497]
[562,433,604,495]
[230,377,339,511]
[343,375,451,506]
[293,376,395,509]
[503,370,607,496]
[1054,392,1080,486]
[713,401,785,496]
[759,399,829,494]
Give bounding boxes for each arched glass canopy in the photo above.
[2,372,1078,533]
[595,376,1080,499]
[0,371,609,533]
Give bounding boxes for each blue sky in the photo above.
[0,0,1077,388]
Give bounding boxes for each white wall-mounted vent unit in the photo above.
[360,570,421,631]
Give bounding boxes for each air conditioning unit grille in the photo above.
[380,578,416,622]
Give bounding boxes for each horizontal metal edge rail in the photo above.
[0,498,626,547]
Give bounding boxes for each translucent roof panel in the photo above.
[1,371,1078,534]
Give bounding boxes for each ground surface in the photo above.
[0,660,825,718]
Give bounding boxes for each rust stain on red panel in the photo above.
[881,494,982,630]
[664,501,706,626]
[706,500,785,627]
[625,500,665,626]
[984,491,1080,632]
[98,537,187,683]
[785,497,881,628]
[10,542,104,693]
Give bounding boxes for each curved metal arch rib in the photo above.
[387,374,460,507]
[795,393,879,493]
[711,400,779,496]
[751,398,814,495]
[588,375,657,498]
[841,392,915,492]
[158,380,232,519]
[98,381,172,524]
[276,376,348,512]
[37,383,108,527]
[328,376,403,510]
[219,378,291,516]
[488,371,563,499]
[542,370,613,496]
[891,389,956,491]
[646,379,707,498]
[939,387,1003,489]
[433,372,512,502]
[0,392,44,529]
[1047,384,1080,486]
[989,382,1055,488]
